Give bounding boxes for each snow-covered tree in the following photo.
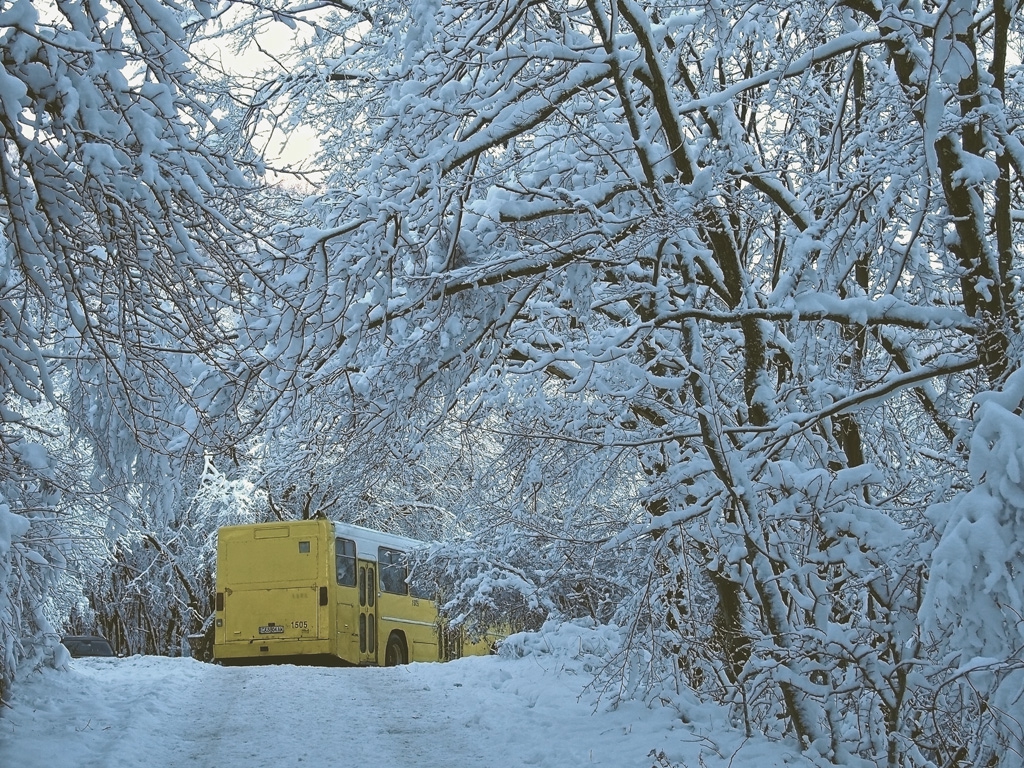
[230,0,1022,764]
[0,0,257,696]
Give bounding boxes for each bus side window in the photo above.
[408,569,432,600]
[378,547,408,595]
[336,538,356,587]
[393,551,432,599]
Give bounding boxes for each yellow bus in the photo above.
[213,518,488,665]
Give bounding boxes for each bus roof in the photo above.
[332,521,427,553]
[216,518,430,555]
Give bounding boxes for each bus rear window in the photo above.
[336,538,356,586]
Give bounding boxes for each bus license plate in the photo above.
[258,625,285,634]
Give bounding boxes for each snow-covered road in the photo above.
[1,626,812,768]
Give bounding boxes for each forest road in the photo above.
[0,651,691,768]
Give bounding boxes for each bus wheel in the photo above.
[385,633,407,666]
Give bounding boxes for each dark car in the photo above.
[60,635,116,658]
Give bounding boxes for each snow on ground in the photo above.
[1,624,814,768]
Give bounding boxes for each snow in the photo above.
[0,503,30,557]
[1,625,814,768]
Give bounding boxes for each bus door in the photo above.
[334,537,359,661]
[357,559,377,664]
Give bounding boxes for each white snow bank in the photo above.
[500,618,624,662]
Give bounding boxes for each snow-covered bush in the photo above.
[500,618,624,664]
[81,455,261,657]
[0,442,72,703]
[923,369,1024,766]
